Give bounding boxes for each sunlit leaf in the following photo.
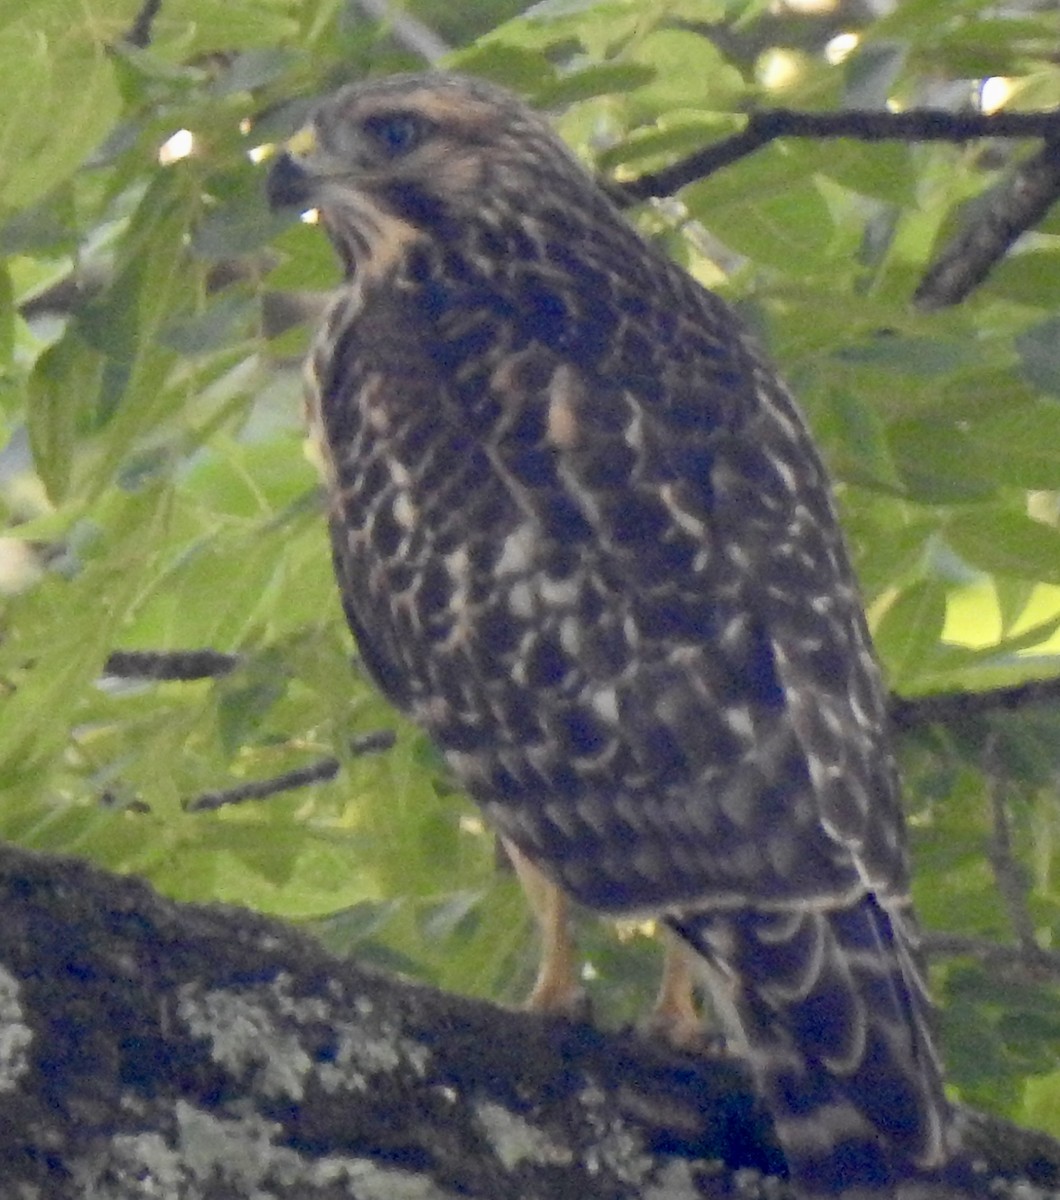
[946,511,1060,586]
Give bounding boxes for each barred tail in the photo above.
[666,895,954,1195]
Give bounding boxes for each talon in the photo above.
[638,935,708,1052]
[504,838,589,1019]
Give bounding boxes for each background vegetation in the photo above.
[2,0,1060,1138]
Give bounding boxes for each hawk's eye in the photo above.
[362,111,431,158]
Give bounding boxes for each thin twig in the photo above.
[124,0,163,48]
[103,649,240,682]
[921,931,1060,981]
[185,759,340,811]
[353,0,451,65]
[618,107,1060,203]
[183,730,397,812]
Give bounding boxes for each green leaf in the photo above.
[535,62,656,106]
[0,261,14,367]
[1021,1070,1060,1139]
[968,402,1060,491]
[683,144,836,272]
[216,663,289,757]
[600,113,736,173]
[816,385,902,492]
[1017,316,1060,398]
[153,0,298,55]
[26,333,104,504]
[811,140,916,206]
[930,19,1057,77]
[0,12,123,212]
[873,579,949,690]
[0,184,78,255]
[0,484,173,793]
[887,419,998,505]
[989,251,1060,308]
[945,511,1060,585]
[159,293,258,356]
[624,29,744,114]
[447,43,560,93]
[191,164,291,259]
[207,48,297,97]
[839,335,979,377]
[843,40,908,109]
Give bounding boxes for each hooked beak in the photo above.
[265,125,319,211]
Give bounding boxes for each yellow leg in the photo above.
[501,839,704,1043]
[502,837,587,1016]
[641,932,706,1051]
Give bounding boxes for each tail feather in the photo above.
[666,894,952,1194]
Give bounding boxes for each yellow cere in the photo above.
[285,125,319,157]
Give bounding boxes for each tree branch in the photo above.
[614,106,1060,308]
[915,138,1060,311]
[889,676,1060,733]
[183,731,397,812]
[103,648,241,682]
[2,841,1056,1199]
[123,0,163,47]
[0,841,777,1199]
[618,107,1060,204]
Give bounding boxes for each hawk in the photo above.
[266,72,955,1194]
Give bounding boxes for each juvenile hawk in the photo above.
[267,72,955,1194]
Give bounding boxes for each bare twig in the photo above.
[618,107,1060,204]
[183,730,397,812]
[915,138,1060,311]
[124,0,163,48]
[103,649,240,682]
[184,759,340,811]
[921,931,1060,982]
[353,0,451,65]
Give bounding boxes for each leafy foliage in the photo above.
[3,0,1060,1136]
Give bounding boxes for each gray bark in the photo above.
[0,842,1056,1199]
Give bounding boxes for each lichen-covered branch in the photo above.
[0,843,1057,1199]
[0,842,773,1199]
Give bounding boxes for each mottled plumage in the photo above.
[267,72,955,1193]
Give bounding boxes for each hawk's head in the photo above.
[266,72,618,279]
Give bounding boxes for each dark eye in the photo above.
[363,111,430,158]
